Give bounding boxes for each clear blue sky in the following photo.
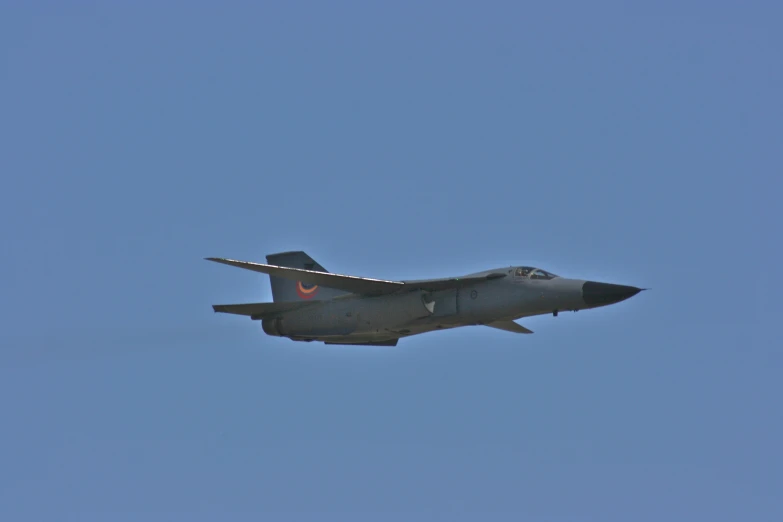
[1,1,781,520]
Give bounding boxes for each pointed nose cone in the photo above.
[582,281,643,307]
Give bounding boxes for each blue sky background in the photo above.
[1,1,781,520]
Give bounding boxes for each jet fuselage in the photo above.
[259,267,641,344]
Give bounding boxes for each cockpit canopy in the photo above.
[514,266,558,280]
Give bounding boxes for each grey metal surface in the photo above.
[208,252,644,346]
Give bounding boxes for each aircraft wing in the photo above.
[206,258,404,296]
[206,258,507,296]
[485,320,534,334]
[212,300,317,319]
[402,273,507,292]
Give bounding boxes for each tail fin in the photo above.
[265,251,349,302]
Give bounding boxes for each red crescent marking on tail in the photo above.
[296,281,319,299]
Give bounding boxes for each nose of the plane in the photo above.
[582,281,643,307]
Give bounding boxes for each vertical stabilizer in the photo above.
[265,251,349,302]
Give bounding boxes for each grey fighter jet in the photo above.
[207,251,644,346]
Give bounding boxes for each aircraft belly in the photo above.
[316,322,459,342]
[279,291,434,338]
[350,291,432,332]
[277,304,359,336]
[305,333,401,344]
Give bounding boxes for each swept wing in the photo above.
[205,258,506,296]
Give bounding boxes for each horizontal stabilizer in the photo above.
[485,320,533,334]
[212,300,315,319]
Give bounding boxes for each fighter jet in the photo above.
[207,251,644,346]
